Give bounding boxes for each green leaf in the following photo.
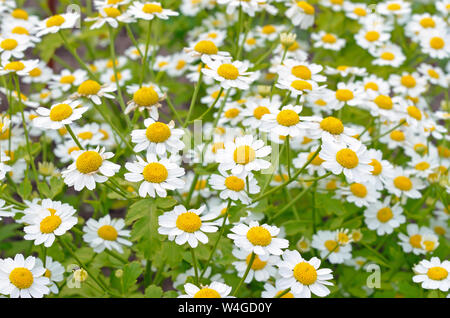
[49,176,65,198]
[122,262,143,291]
[18,178,32,200]
[155,196,178,210]
[145,285,163,298]
[37,181,52,198]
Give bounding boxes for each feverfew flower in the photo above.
[83,215,132,253]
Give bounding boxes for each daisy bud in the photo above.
[38,161,58,177]
[115,269,124,278]
[280,32,297,48]
[73,268,88,283]
[257,85,271,97]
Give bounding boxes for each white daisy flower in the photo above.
[262,281,303,298]
[209,170,259,204]
[384,168,425,199]
[49,69,87,92]
[398,224,434,255]
[369,42,405,67]
[277,250,334,298]
[228,221,289,256]
[125,85,163,116]
[319,135,373,183]
[34,257,64,294]
[419,31,450,60]
[32,100,88,130]
[158,204,217,248]
[388,72,427,97]
[61,146,121,191]
[83,215,132,253]
[413,257,450,292]
[0,59,39,76]
[355,26,390,50]
[216,134,271,175]
[0,254,50,298]
[337,181,380,208]
[127,1,179,20]
[232,248,279,283]
[202,56,254,90]
[311,230,352,264]
[0,199,14,220]
[0,34,31,60]
[285,1,315,29]
[35,12,80,37]
[364,197,405,235]
[131,118,184,156]
[124,152,185,198]
[22,200,77,247]
[85,6,135,29]
[364,148,394,190]
[329,82,365,110]
[311,31,346,51]
[184,39,230,63]
[293,145,328,176]
[71,79,116,105]
[260,104,310,138]
[178,281,233,298]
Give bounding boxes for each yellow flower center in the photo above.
[46,15,65,28]
[175,59,186,70]
[293,262,317,285]
[104,7,121,18]
[308,152,324,166]
[78,80,101,95]
[291,65,311,80]
[393,176,412,191]
[195,179,207,190]
[419,17,435,28]
[9,268,34,289]
[409,234,422,248]
[224,108,240,119]
[176,212,202,233]
[76,151,103,174]
[365,31,380,42]
[211,142,225,154]
[233,145,256,165]
[142,3,163,13]
[40,214,62,233]
[5,61,25,71]
[261,25,276,34]
[296,1,315,14]
[322,33,336,43]
[377,207,393,223]
[326,180,337,190]
[246,226,272,246]
[353,7,367,16]
[401,75,416,88]
[427,267,448,281]
[0,128,10,140]
[246,38,256,45]
[194,40,218,55]
[276,109,299,126]
[194,288,221,298]
[247,254,267,270]
[44,269,52,278]
[12,9,29,20]
[253,106,270,120]
[374,95,393,110]
[380,52,395,60]
[369,159,382,175]
[387,3,401,11]
[315,99,327,106]
[430,37,444,49]
[1,39,18,51]
[324,239,339,252]
[12,26,29,35]
[320,116,344,135]
[217,64,239,80]
[133,86,159,106]
[97,225,118,241]
[29,67,42,77]
[142,162,168,183]
[145,122,171,143]
[290,80,312,91]
[68,146,80,154]
[390,130,405,141]
[407,106,422,120]
[60,75,75,84]
[434,226,445,235]
[276,290,294,298]
[330,0,343,4]
[49,103,73,122]
[415,162,430,171]
[350,183,367,198]
[427,69,439,79]
[336,148,359,169]
[414,143,427,155]
[335,89,354,102]
[78,131,93,140]
[423,240,435,252]
[364,82,379,91]
[224,176,245,191]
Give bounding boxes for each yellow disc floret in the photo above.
[77,80,101,95]
[9,268,34,289]
[377,207,393,223]
[97,225,118,241]
[142,162,168,183]
[194,288,221,298]
[133,86,159,106]
[336,148,359,169]
[217,64,239,80]
[40,215,62,233]
[276,109,300,126]
[145,122,171,143]
[224,176,245,191]
[233,145,256,165]
[76,151,103,174]
[293,262,317,285]
[393,176,412,191]
[427,267,448,281]
[194,40,218,55]
[46,15,65,28]
[176,212,202,233]
[49,103,73,122]
[246,226,272,246]
[320,116,344,135]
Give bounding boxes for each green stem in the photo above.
[190,247,199,286]
[140,19,153,86]
[183,63,204,128]
[233,252,255,296]
[65,124,84,150]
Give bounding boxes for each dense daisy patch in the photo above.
[0,0,448,299]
